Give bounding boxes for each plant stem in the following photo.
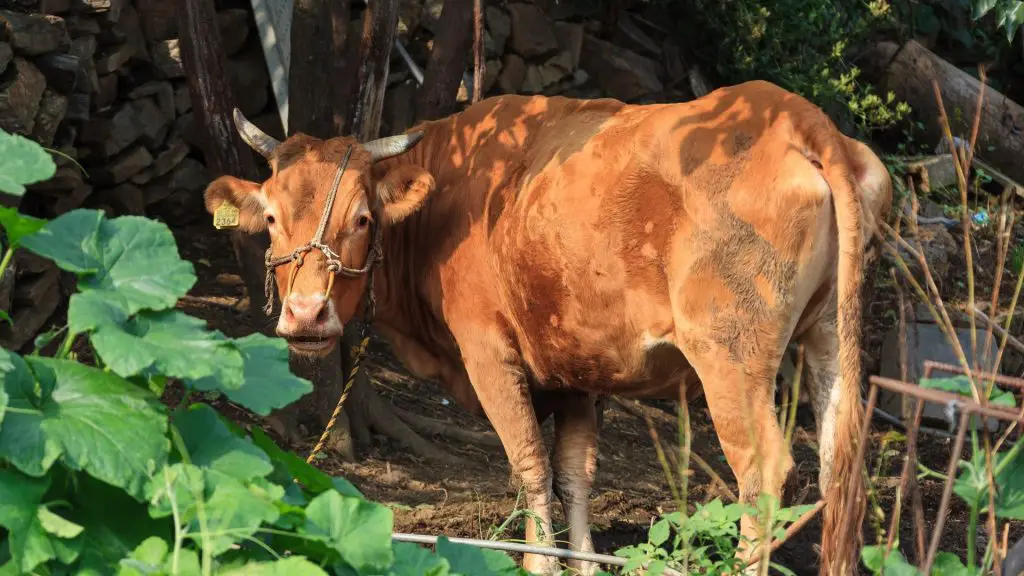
[0,247,13,280]
[170,423,213,576]
[4,406,43,415]
[968,501,980,569]
[56,329,75,359]
[163,468,185,575]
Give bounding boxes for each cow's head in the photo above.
[203,109,434,356]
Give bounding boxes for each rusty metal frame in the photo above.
[839,360,1024,574]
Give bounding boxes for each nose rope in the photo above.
[262,145,382,317]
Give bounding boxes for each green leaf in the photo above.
[860,545,920,575]
[1002,2,1024,41]
[0,349,61,476]
[0,207,46,247]
[920,376,1016,408]
[4,357,170,499]
[116,536,169,576]
[932,551,979,576]
[73,473,174,573]
[219,557,331,576]
[174,403,272,482]
[200,470,283,556]
[0,129,56,197]
[435,537,521,576]
[389,541,451,576]
[0,381,7,429]
[973,0,1000,19]
[990,446,1024,519]
[145,463,206,522]
[84,308,244,390]
[190,332,313,415]
[21,210,195,316]
[0,470,70,573]
[37,506,84,540]
[145,463,282,558]
[303,490,394,572]
[648,518,670,547]
[250,427,363,499]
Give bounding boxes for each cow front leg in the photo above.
[552,393,600,576]
[458,335,559,575]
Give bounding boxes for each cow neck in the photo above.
[361,133,444,345]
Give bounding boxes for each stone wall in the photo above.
[0,0,277,350]
[0,0,698,351]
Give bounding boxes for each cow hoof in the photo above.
[522,552,560,575]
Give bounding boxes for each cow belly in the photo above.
[522,323,693,400]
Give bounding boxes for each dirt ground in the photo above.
[167,201,1024,575]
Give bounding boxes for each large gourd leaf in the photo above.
[0,129,56,197]
[0,356,169,499]
[21,210,195,318]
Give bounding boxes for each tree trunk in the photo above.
[283,0,360,461]
[175,1,267,333]
[867,40,1024,185]
[472,0,484,104]
[415,0,473,122]
[351,0,400,142]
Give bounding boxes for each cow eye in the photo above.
[356,215,370,228]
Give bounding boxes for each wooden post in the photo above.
[415,0,473,122]
[176,0,269,322]
[289,0,335,136]
[284,0,361,461]
[351,0,400,141]
[472,0,484,104]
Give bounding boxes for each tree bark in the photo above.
[867,40,1024,185]
[351,0,401,141]
[176,0,268,328]
[284,0,361,461]
[289,0,336,137]
[415,0,473,122]
[472,0,484,104]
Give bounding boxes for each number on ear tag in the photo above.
[213,202,240,229]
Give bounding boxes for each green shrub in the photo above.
[667,0,911,135]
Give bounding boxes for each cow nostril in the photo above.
[315,304,329,325]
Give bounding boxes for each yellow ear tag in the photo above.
[213,202,240,229]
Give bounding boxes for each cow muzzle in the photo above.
[276,292,342,356]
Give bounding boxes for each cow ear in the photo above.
[203,175,267,234]
[374,164,436,225]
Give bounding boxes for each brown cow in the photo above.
[203,80,891,576]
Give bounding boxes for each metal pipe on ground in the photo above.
[391,533,685,576]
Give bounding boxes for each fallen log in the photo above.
[861,40,1024,186]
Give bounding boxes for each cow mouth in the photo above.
[285,335,339,356]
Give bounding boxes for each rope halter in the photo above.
[262,144,382,317]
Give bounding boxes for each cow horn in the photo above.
[232,108,279,158]
[364,132,424,162]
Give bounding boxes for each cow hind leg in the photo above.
[552,392,600,576]
[678,337,794,571]
[797,317,843,497]
[456,332,560,575]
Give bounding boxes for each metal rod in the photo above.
[870,376,1024,423]
[391,533,684,575]
[924,360,1024,390]
[393,39,424,85]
